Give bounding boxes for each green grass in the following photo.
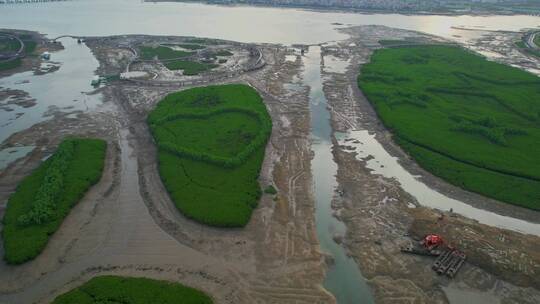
[515,41,527,49]
[358,45,540,210]
[264,185,277,195]
[0,58,21,71]
[178,43,206,50]
[162,43,206,50]
[184,38,219,45]
[378,40,423,47]
[0,37,21,53]
[23,40,37,54]
[211,50,233,57]
[0,35,36,71]
[534,34,540,48]
[164,60,218,75]
[52,276,213,304]
[139,45,193,60]
[2,138,106,264]
[148,84,272,227]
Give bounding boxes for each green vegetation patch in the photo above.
[535,34,540,48]
[162,43,206,50]
[378,40,424,47]
[164,60,218,75]
[178,43,206,50]
[0,58,21,71]
[264,185,277,195]
[0,37,21,53]
[148,84,272,227]
[2,138,106,264]
[23,40,37,54]
[0,34,36,71]
[52,276,213,304]
[184,38,220,45]
[515,41,527,49]
[210,50,233,57]
[358,45,540,210]
[139,45,193,60]
[515,38,540,58]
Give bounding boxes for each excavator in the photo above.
[401,234,466,278]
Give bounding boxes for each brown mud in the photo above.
[0,35,332,304]
[322,25,540,303]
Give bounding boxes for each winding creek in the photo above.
[0,1,540,303]
[338,131,540,235]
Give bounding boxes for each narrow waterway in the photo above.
[337,130,540,235]
[304,46,374,303]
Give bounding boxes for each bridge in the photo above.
[52,35,84,41]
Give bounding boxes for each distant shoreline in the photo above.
[146,0,540,17]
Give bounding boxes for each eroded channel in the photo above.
[304,46,374,303]
[337,130,540,236]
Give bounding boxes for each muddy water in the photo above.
[304,46,374,303]
[1,1,540,45]
[0,38,101,144]
[337,130,540,236]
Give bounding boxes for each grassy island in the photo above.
[2,138,106,264]
[148,84,272,227]
[52,276,213,304]
[358,45,540,210]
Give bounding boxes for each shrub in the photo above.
[148,84,272,227]
[264,185,277,195]
[52,276,213,304]
[358,45,540,209]
[2,138,106,264]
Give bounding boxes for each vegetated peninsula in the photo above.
[358,45,540,210]
[2,138,106,264]
[51,276,213,304]
[148,84,272,227]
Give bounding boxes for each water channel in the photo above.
[304,46,374,303]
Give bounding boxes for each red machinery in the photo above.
[422,234,444,250]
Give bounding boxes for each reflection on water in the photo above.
[304,46,374,304]
[0,146,34,170]
[338,130,540,236]
[0,38,101,143]
[0,0,539,45]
